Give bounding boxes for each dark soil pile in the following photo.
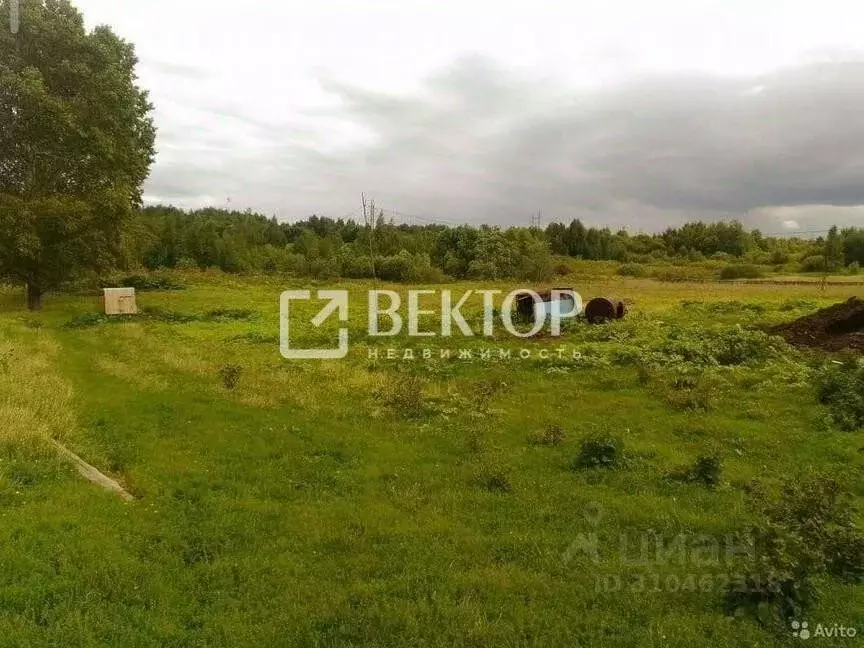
[771,297,864,351]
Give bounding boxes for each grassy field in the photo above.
[0,272,862,647]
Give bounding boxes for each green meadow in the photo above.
[0,270,862,647]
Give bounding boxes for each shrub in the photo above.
[673,455,722,488]
[471,380,507,414]
[572,434,625,470]
[552,262,572,277]
[120,274,184,291]
[408,256,447,283]
[175,257,198,271]
[308,258,340,280]
[376,255,414,282]
[63,313,111,329]
[725,476,864,626]
[799,255,826,273]
[617,262,648,278]
[719,264,763,280]
[711,328,786,366]
[218,364,242,390]
[814,359,864,431]
[769,250,790,265]
[635,362,655,385]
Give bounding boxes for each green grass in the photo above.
[0,273,862,646]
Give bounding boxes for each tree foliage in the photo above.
[0,0,155,308]
[118,205,864,282]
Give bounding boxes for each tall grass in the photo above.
[0,323,76,446]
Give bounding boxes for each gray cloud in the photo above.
[139,59,211,80]
[144,55,864,232]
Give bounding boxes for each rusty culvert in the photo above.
[584,297,627,324]
[515,288,576,319]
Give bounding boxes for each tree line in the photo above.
[121,205,864,281]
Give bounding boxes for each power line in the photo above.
[384,208,458,226]
[762,228,834,237]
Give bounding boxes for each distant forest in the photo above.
[121,205,863,282]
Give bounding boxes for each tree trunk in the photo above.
[26,282,43,311]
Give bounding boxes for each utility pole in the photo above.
[10,0,20,35]
[529,210,543,229]
[361,193,378,285]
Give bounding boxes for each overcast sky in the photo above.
[72,0,864,233]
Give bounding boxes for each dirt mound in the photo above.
[771,297,864,351]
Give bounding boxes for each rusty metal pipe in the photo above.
[585,297,627,324]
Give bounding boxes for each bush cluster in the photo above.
[725,477,864,626]
[572,434,626,470]
[814,359,864,431]
[718,264,763,280]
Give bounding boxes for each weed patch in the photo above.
[120,274,185,291]
[813,358,864,431]
[656,369,724,412]
[470,379,508,415]
[376,374,427,419]
[218,364,243,390]
[667,455,722,488]
[65,306,259,328]
[719,264,763,280]
[659,326,789,366]
[572,434,626,470]
[725,476,864,627]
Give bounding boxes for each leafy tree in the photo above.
[545,222,568,255]
[0,0,156,308]
[565,219,588,257]
[824,226,845,272]
[843,228,864,266]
